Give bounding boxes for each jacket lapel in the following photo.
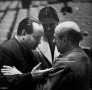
[38,39,52,64]
[37,37,60,64]
[54,46,60,62]
[12,37,27,70]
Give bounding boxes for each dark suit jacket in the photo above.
[0,37,39,90]
[38,48,91,90]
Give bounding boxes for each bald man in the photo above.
[38,21,91,90]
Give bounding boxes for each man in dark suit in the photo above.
[0,17,52,90]
[38,21,91,90]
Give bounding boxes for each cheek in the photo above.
[57,42,64,50]
[26,38,34,45]
[56,41,60,48]
[30,39,36,44]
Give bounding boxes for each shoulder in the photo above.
[0,38,17,58]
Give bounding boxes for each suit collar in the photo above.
[37,37,60,64]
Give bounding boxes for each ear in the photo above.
[21,30,27,36]
[21,30,27,40]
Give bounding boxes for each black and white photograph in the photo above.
[0,0,92,90]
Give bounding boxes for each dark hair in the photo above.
[17,17,40,36]
[59,28,83,44]
[38,6,59,22]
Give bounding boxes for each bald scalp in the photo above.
[55,21,80,35]
[55,21,83,44]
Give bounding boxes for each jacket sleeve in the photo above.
[4,72,33,86]
[0,48,33,87]
[45,58,76,90]
[46,56,90,90]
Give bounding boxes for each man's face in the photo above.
[24,23,43,50]
[25,32,42,50]
[54,33,66,54]
[41,18,58,37]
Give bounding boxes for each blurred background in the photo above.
[0,0,92,48]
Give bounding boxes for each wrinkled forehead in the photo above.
[32,22,44,35]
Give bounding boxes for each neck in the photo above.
[64,45,80,55]
[43,35,54,41]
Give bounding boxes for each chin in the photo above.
[58,49,63,54]
[32,47,37,50]
[57,49,60,53]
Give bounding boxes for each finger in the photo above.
[1,71,11,73]
[3,65,13,69]
[13,66,16,68]
[43,68,53,72]
[33,62,41,70]
[1,68,11,71]
[3,73,12,75]
[39,68,53,73]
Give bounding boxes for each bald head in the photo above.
[55,21,80,34]
[55,21,83,44]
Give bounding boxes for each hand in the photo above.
[31,62,53,80]
[1,65,22,75]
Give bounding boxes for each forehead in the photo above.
[41,18,57,24]
[54,29,61,39]
[32,22,44,36]
[54,32,59,39]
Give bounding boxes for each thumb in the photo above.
[33,62,41,71]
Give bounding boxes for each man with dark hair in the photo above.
[36,6,60,70]
[39,21,91,90]
[0,17,52,90]
[38,6,59,23]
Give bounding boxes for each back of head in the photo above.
[38,6,59,22]
[55,21,83,44]
[17,17,40,36]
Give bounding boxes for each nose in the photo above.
[47,25,51,31]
